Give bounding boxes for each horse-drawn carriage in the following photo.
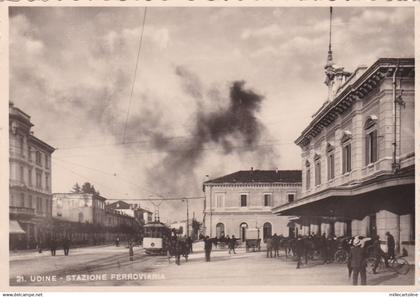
[245,228,261,252]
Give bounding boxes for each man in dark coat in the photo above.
[272,234,279,258]
[62,237,71,256]
[50,237,57,256]
[295,235,305,269]
[348,238,367,285]
[186,236,193,254]
[204,236,212,262]
[229,235,237,254]
[386,231,395,260]
[372,235,388,274]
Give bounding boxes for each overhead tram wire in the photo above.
[122,7,148,144]
[52,157,167,199]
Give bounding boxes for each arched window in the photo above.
[365,115,378,165]
[314,154,321,186]
[305,160,311,190]
[326,143,335,180]
[240,222,248,242]
[263,222,272,241]
[216,223,225,239]
[341,131,352,174]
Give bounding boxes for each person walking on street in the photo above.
[204,236,212,262]
[349,238,367,285]
[386,231,395,260]
[295,235,305,269]
[187,236,193,254]
[229,235,237,254]
[62,236,71,256]
[50,237,57,256]
[266,235,273,258]
[128,240,134,261]
[372,235,389,274]
[272,234,279,258]
[115,237,120,247]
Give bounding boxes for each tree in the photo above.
[81,182,100,195]
[71,182,81,193]
[191,218,201,240]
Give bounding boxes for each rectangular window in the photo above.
[215,193,224,208]
[20,193,25,207]
[264,194,272,207]
[288,193,295,203]
[28,146,32,161]
[315,161,321,186]
[365,130,378,165]
[327,154,335,180]
[306,168,311,190]
[342,143,352,173]
[20,136,24,156]
[240,194,247,207]
[45,174,50,190]
[20,166,25,184]
[36,151,41,165]
[37,197,42,213]
[28,168,32,186]
[28,195,33,208]
[45,154,50,169]
[36,170,42,189]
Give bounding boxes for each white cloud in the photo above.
[241,24,284,40]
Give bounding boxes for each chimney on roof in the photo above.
[251,167,254,172]
[276,168,279,173]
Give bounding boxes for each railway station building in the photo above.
[203,169,301,242]
[272,57,415,256]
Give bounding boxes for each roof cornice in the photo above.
[295,58,414,147]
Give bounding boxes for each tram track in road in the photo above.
[10,248,168,286]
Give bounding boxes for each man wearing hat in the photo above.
[348,238,367,285]
[386,231,395,260]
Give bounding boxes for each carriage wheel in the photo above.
[366,257,383,274]
[334,250,348,264]
[390,257,410,275]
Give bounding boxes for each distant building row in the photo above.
[9,102,152,250]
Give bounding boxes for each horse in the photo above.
[167,237,189,265]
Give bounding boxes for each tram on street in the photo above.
[142,221,171,255]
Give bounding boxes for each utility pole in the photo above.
[182,198,190,237]
[186,199,189,237]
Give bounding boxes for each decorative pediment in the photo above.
[305,160,311,167]
[326,142,335,152]
[364,115,378,129]
[314,153,321,161]
[341,130,352,143]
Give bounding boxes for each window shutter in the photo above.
[331,154,335,179]
[372,130,377,162]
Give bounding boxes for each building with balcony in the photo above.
[272,57,415,256]
[203,169,301,241]
[9,102,55,250]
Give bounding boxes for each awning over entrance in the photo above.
[10,220,25,234]
[273,170,414,220]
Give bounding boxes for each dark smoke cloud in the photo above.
[142,67,278,201]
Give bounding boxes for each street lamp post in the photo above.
[183,199,190,237]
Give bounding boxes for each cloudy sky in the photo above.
[9,6,414,222]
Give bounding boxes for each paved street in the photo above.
[10,243,414,287]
